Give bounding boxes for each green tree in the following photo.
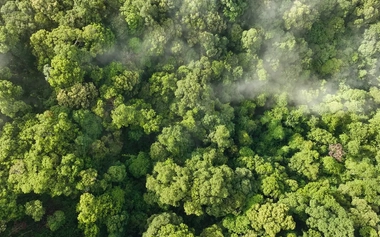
[57,82,98,109]
[283,1,319,31]
[25,200,45,222]
[146,159,190,207]
[77,187,127,236]
[0,1,35,53]
[349,197,379,230]
[0,80,30,118]
[241,28,263,54]
[246,202,296,237]
[220,0,248,21]
[104,163,127,183]
[209,125,233,150]
[157,125,193,159]
[126,152,151,178]
[30,24,114,71]
[305,199,354,237]
[143,212,195,237]
[8,109,83,196]
[47,54,85,88]
[100,62,140,100]
[148,71,177,114]
[199,32,227,58]
[57,0,106,27]
[147,149,254,217]
[47,210,66,231]
[288,140,320,180]
[200,224,224,237]
[111,99,161,134]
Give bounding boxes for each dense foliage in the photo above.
[1,0,380,236]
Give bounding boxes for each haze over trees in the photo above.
[1,0,380,236]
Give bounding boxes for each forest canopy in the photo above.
[1,0,380,236]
